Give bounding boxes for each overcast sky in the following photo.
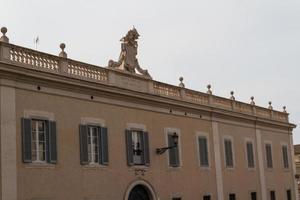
[1,0,300,143]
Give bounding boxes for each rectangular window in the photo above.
[246,141,255,168]
[198,136,209,167]
[22,118,57,164]
[125,130,149,166]
[282,145,289,168]
[224,139,234,168]
[287,190,291,200]
[270,190,276,200]
[31,120,46,162]
[203,195,211,200]
[132,131,143,165]
[251,192,257,200]
[168,132,180,167]
[265,144,273,168]
[79,124,108,165]
[229,193,236,200]
[87,126,99,164]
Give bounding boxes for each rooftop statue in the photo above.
[108,28,152,79]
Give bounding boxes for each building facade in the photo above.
[294,145,300,195]
[0,27,297,200]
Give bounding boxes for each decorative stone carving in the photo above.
[108,28,151,79]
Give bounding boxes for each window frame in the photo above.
[86,125,100,165]
[22,110,57,166]
[126,123,149,167]
[281,143,290,169]
[130,129,145,165]
[165,127,182,168]
[196,132,210,168]
[80,117,107,167]
[31,119,47,163]
[223,136,235,169]
[245,138,255,169]
[264,142,273,169]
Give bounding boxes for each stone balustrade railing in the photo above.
[0,41,289,123]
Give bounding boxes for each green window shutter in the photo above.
[125,130,134,166]
[246,142,254,168]
[282,146,289,168]
[142,131,150,166]
[168,134,179,167]
[199,137,209,166]
[266,144,273,168]
[21,118,32,163]
[224,139,233,167]
[99,127,109,165]
[79,125,89,165]
[46,121,57,164]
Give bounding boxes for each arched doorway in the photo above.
[124,180,157,200]
[128,185,150,200]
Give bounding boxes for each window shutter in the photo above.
[22,118,32,163]
[125,130,134,166]
[247,142,254,168]
[99,127,109,165]
[79,125,89,165]
[142,131,150,166]
[282,146,289,168]
[46,121,57,164]
[168,134,179,167]
[266,144,273,168]
[199,137,209,166]
[225,140,233,167]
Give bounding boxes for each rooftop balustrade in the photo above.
[0,27,289,123]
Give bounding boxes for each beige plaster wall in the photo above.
[15,88,217,200]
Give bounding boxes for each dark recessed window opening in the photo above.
[251,192,257,200]
[229,193,236,200]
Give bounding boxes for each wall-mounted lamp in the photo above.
[156,132,178,155]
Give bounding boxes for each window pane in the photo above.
[38,121,44,132]
[287,190,291,200]
[251,192,257,200]
[203,195,211,200]
[39,150,46,161]
[270,191,276,200]
[229,193,236,200]
[32,150,37,161]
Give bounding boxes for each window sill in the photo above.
[283,168,291,172]
[198,166,211,171]
[167,166,182,171]
[247,167,256,172]
[225,167,235,171]
[128,165,149,171]
[82,164,108,170]
[24,162,56,169]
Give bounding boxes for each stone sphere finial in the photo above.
[0,27,9,43]
[178,77,185,88]
[207,84,212,95]
[230,91,235,100]
[59,43,67,58]
[268,101,273,110]
[1,27,7,35]
[60,43,66,51]
[250,96,255,105]
[283,106,287,113]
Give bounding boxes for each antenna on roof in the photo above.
[33,36,39,50]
